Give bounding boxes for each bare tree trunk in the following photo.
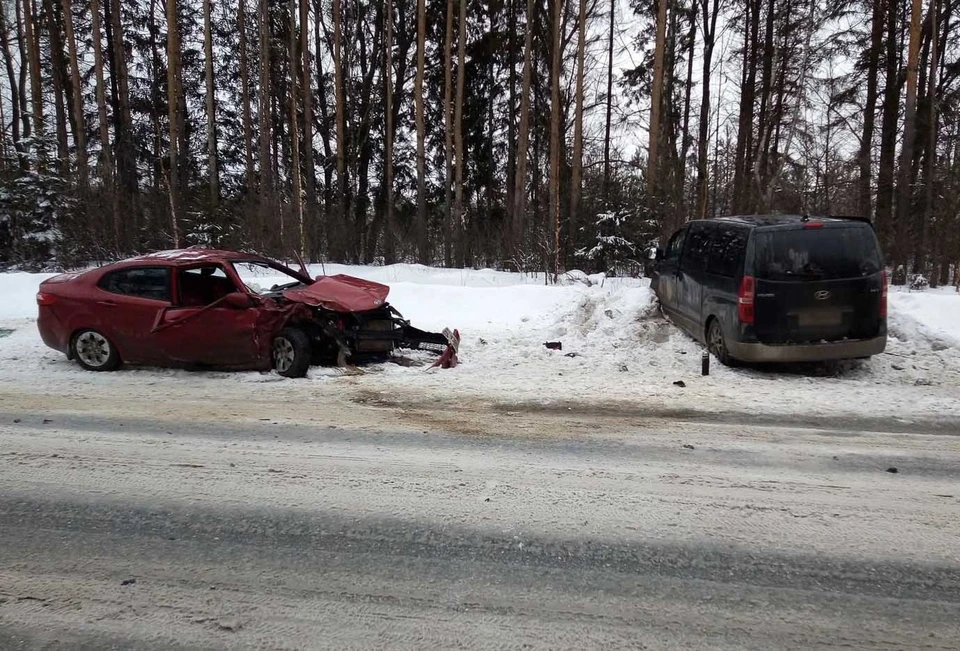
[570,0,586,264]
[238,0,255,190]
[603,0,613,202]
[289,0,304,257]
[300,0,316,256]
[922,0,939,272]
[333,0,346,260]
[858,0,884,218]
[443,0,454,266]
[14,0,31,149]
[383,0,395,263]
[548,0,562,278]
[90,0,117,246]
[61,0,86,184]
[415,0,427,263]
[893,0,924,278]
[203,0,219,209]
[108,0,134,196]
[259,0,274,249]
[23,0,44,170]
[46,0,71,178]
[513,0,534,259]
[696,0,719,218]
[165,0,182,247]
[733,0,760,212]
[875,0,900,255]
[648,0,667,194]
[0,3,26,169]
[453,0,466,267]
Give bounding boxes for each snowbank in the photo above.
[1,264,959,424]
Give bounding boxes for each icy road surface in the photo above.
[0,401,958,649]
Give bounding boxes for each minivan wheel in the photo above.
[71,329,121,371]
[273,327,312,378]
[707,319,737,367]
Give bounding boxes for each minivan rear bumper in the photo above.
[727,335,886,363]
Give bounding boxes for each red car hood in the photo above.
[282,275,390,312]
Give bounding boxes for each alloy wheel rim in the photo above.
[77,331,111,368]
[274,337,295,373]
[709,324,724,358]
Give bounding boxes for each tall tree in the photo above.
[23,0,44,169]
[548,0,563,277]
[203,0,220,208]
[0,0,26,169]
[513,0,534,257]
[570,0,587,261]
[696,0,720,218]
[289,0,304,256]
[107,0,135,195]
[858,0,885,218]
[165,0,182,246]
[300,0,316,251]
[259,0,275,248]
[893,0,924,276]
[603,0,614,201]
[414,0,427,263]
[90,0,116,243]
[61,0,87,185]
[383,0,395,263]
[875,0,901,251]
[332,0,346,259]
[453,0,467,266]
[648,0,668,193]
[443,0,454,265]
[238,0,255,190]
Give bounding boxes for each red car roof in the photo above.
[125,248,268,266]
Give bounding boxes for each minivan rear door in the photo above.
[749,223,884,344]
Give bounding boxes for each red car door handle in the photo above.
[97,300,118,307]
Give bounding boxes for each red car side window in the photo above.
[98,267,171,302]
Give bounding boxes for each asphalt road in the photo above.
[1,411,959,650]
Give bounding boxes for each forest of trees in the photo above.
[0,0,958,285]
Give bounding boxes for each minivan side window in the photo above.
[681,223,711,272]
[98,266,171,302]
[705,225,749,277]
[664,227,687,262]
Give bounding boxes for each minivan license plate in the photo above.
[798,310,843,327]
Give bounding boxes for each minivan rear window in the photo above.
[753,226,882,280]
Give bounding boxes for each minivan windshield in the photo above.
[753,226,882,280]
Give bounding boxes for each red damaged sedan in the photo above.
[36,248,456,377]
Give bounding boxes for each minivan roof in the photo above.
[708,214,873,228]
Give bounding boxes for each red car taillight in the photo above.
[880,270,888,318]
[36,292,57,306]
[738,275,755,324]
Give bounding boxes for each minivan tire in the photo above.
[273,327,312,378]
[706,319,738,367]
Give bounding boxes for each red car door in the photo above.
[151,264,264,368]
[93,265,173,364]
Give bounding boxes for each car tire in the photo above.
[706,318,738,367]
[273,327,312,378]
[71,329,121,372]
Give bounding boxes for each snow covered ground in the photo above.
[1,264,959,424]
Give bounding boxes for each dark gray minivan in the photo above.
[652,215,887,365]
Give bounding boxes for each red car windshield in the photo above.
[231,260,309,295]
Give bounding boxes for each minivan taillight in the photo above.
[880,270,888,318]
[36,292,57,306]
[738,276,755,324]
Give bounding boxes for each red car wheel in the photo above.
[71,329,121,372]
